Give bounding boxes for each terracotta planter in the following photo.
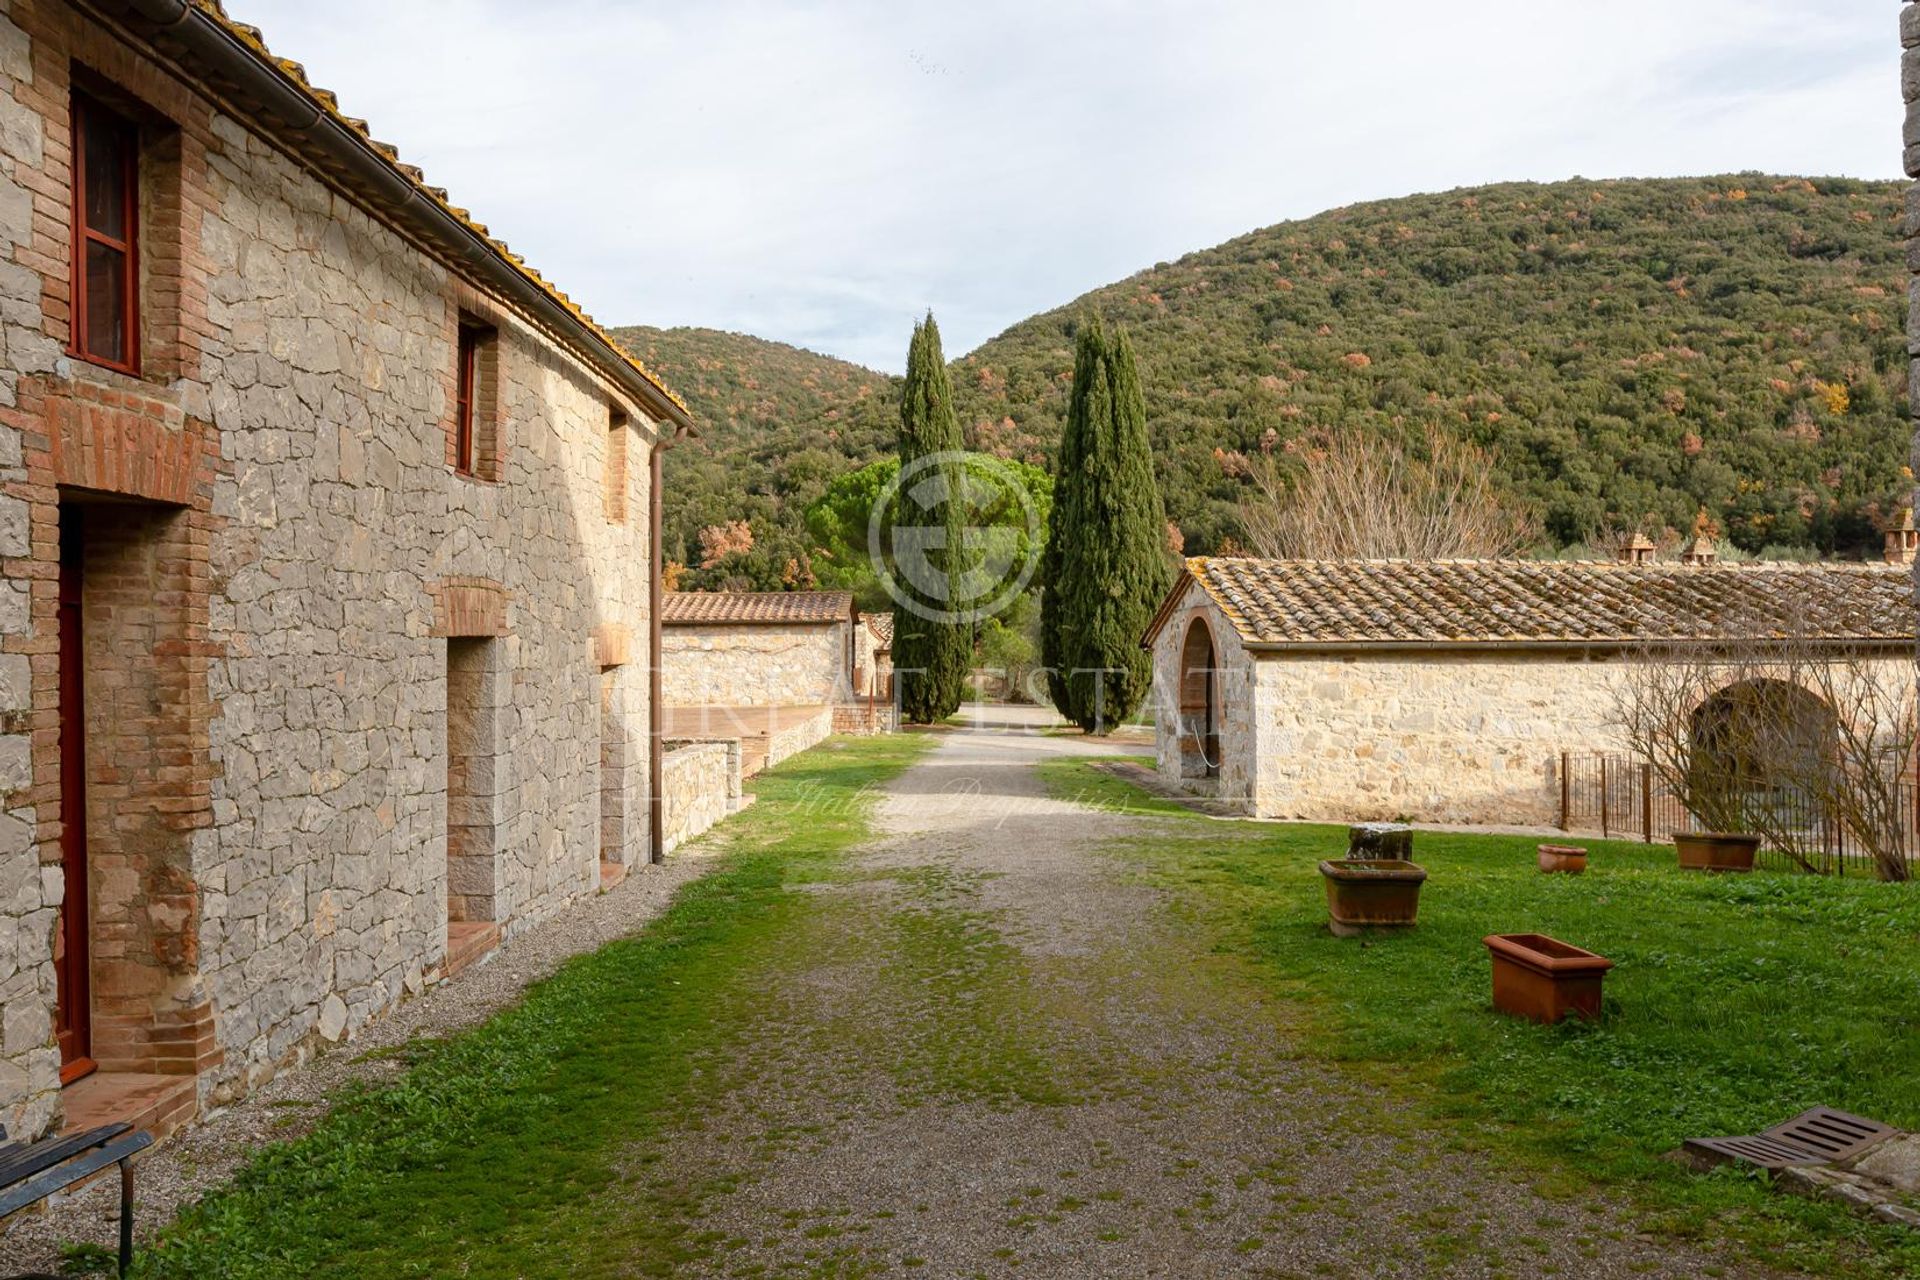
[1319,859,1426,936]
[1483,933,1613,1023]
[1537,844,1588,875]
[1672,831,1759,874]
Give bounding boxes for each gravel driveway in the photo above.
[602,715,1779,1278]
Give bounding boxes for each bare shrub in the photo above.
[1615,623,1917,882]
[1238,427,1538,561]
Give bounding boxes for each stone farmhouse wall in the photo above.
[0,3,724,1138]
[661,741,739,855]
[661,622,850,707]
[1244,652,1627,826]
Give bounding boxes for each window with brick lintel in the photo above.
[606,406,629,524]
[70,92,140,374]
[453,317,499,479]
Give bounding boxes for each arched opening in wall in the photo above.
[1690,677,1837,813]
[1179,618,1221,782]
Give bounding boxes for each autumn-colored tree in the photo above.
[697,519,754,568]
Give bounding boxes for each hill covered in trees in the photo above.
[608,325,898,586]
[620,175,1913,589]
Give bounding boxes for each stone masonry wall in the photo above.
[660,741,737,856]
[1245,651,1628,826]
[661,622,848,707]
[763,707,834,773]
[0,1,661,1129]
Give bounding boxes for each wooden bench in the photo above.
[0,1122,153,1278]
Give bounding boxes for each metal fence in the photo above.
[1556,751,1918,877]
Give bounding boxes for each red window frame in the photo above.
[454,325,479,475]
[69,92,140,375]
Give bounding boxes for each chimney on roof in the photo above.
[1885,509,1919,567]
[1680,534,1716,566]
[1617,532,1656,565]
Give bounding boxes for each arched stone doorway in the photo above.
[1690,677,1836,799]
[1179,618,1221,781]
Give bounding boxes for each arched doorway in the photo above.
[1690,677,1836,801]
[1179,618,1221,781]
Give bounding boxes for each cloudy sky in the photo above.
[232,0,1900,372]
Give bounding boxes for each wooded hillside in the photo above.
[618,175,1912,589]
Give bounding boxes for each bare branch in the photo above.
[1238,427,1538,561]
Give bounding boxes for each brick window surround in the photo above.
[449,317,500,481]
[69,90,140,375]
[605,407,628,524]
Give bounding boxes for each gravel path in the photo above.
[0,848,718,1275]
[606,716,1781,1278]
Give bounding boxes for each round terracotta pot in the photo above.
[1319,858,1426,936]
[1537,844,1588,875]
[1672,831,1760,873]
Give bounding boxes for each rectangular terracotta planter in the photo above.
[1483,933,1613,1023]
[1672,831,1759,873]
[1319,859,1426,936]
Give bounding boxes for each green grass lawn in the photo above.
[1036,756,1920,1279]
[124,733,933,1280]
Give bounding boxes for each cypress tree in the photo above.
[890,314,972,723]
[1042,317,1170,731]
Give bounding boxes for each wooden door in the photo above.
[54,508,91,1082]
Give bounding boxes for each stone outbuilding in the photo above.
[1144,555,1916,827]
[862,611,893,698]
[0,1,710,1140]
[661,591,863,708]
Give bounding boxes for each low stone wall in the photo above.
[832,702,898,735]
[765,708,835,771]
[661,623,848,707]
[661,741,742,855]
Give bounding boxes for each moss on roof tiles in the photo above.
[1176,556,1915,647]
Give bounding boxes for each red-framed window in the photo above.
[70,92,139,374]
[454,324,480,475]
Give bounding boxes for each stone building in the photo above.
[1145,553,1914,826]
[661,591,863,708]
[864,611,893,697]
[0,1,701,1140]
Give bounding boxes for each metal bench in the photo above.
[0,1122,153,1278]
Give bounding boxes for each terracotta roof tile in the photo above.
[865,613,894,645]
[186,1,687,418]
[662,591,855,626]
[1160,557,1916,648]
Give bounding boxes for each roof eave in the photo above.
[1241,636,1919,656]
[99,0,697,435]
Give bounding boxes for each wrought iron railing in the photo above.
[1556,752,1918,877]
